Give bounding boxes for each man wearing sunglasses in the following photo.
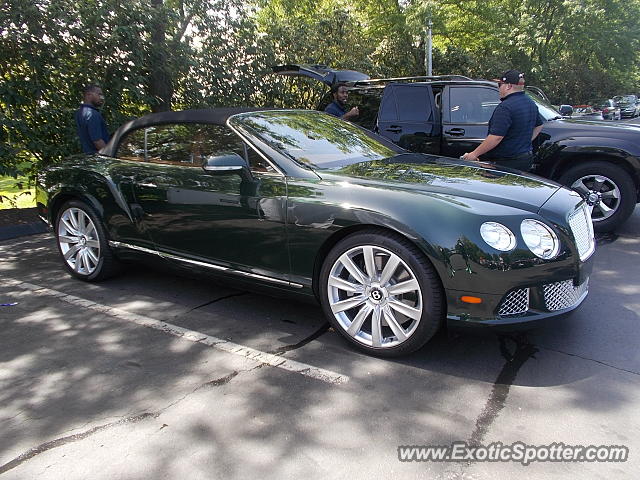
[461,69,544,171]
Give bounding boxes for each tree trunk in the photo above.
[149,0,173,112]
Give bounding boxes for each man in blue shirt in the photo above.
[324,83,359,121]
[462,70,544,171]
[75,84,110,153]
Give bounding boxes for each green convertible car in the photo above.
[37,108,595,356]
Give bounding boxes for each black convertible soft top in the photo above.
[101,107,271,158]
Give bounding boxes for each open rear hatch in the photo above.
[272,64,370,86]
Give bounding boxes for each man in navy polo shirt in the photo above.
[75,84,110,154]
[462,70,544,171]
[324,83,359,121]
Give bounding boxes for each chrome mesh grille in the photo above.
[498,288,530,316]
[569,204,595,261]
[543,279,589,311]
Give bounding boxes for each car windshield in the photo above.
[526,92,562,120]
[613,95,636,105]
[230,110,396,169]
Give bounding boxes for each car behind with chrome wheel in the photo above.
[37,108,594,357]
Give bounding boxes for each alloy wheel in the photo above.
[570,174,621,222]
[57,207,101,275]
[326,244,422,348]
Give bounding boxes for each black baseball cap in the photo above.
[493,69,525,85]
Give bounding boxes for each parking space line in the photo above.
[2,277,349,385]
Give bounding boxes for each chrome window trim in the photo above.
[114,122,285,177]
[109,241,302,288]
[226,120,286,177]
[144,128,148,161]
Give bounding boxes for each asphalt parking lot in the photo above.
[1,205,639,479]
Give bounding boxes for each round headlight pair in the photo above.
[480,220,560,259]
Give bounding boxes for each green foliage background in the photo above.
[2,0,639,180]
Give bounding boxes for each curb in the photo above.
[0,222,50,241]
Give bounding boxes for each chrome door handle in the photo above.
[445,128,465,136]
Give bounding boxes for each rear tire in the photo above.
[55,200,121,281]
[319,229,444,357]
[558,161,636,233]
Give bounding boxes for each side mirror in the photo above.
[202,152,248,173]
[559,105,573,117]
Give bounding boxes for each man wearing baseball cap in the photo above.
[461,69,544,171]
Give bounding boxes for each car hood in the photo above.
[319,154,561,212]
[545,117,640,137]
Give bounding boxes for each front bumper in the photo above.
[445,270,591,330]
[445,238,594,330]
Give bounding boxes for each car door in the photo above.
[117,122,290,280]
[441,85,500,158]
[376,83,440,154]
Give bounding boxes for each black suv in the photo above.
[274,64,640,232]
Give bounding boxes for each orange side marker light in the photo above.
[460,296,482,304]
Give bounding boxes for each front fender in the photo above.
[536,136,640,180]
[286,178,547,295]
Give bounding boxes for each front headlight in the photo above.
[521,219,560,259]
[480,222,516,251]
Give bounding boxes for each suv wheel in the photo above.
[559,162,636,233]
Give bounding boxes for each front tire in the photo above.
[319,230,444,357]
[55,200,121,281]
[558,162,636,233]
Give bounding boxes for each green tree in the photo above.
[0,0,263,178]
[3,0,640,184]
[405,0,640,103]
